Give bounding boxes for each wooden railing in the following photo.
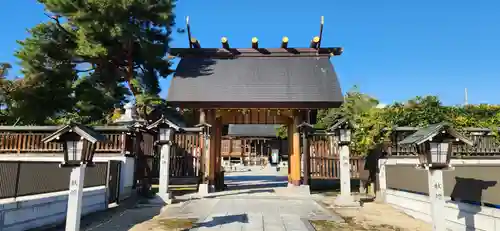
[388,127,500,157]
[308,135,365,179]
[0,126,131,154]
[170,133,203,177]
[310,156,365,179]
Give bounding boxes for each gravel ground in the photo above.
[316,195,432,231]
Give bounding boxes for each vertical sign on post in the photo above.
[428,169,446,231]
[157,128,173,203]
[66,165,86,231]
[339,145,352,201]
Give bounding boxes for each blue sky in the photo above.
[1,0,499,106]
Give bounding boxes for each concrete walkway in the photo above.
[72,165,342,231]
[160,197,338,231]
[158,165,342,231]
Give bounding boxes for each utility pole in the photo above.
[464,88,468,106]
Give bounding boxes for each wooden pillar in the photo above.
[287,122,293,183]
[199,109,208,184]
[214,117,223,190]
[302,129,311,186]
[290,112,302,186]
[207,110,217,185]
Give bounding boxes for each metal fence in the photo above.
[0,161,108,199]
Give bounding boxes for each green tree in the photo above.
[315,87,383,155]
[8,0,176,125]
[316,86,379,129]
[385,95,447,127]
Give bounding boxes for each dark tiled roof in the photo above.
[399,123,446,145]
[42,123,106,143]
[399,122,473,146]
[227,124,280,137]
[328,117,357,131]
[166,56,343,108]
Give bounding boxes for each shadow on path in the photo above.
[203,188,276,198]
[39,196,163,231]
[193,214,249,228]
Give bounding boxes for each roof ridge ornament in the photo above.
[114,102,146,126]
[177,16,343,58]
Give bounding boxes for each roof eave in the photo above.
[169,47,343,58]
[165,101,343,109]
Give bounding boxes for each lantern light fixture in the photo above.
[328,117,354,146]
[147,115,182,145]
[398,122,474,170]
[42,123,106,167]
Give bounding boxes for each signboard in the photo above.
[271,149,279,164]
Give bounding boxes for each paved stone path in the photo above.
[74,165,342,230]
[159,166,342,231]
[161,197,337,231]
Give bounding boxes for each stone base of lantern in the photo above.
[333,195,360,208]
[197,183,215,196]
[150,192,173,205]
[285,184,311,197]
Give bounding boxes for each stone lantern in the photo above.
[146,115,181,203]
[42,123,105,231]
[399,122,474,231]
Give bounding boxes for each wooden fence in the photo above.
[309,135,365,180]
[0,126,158,193]
[220,138,287,166]
[0,126,132,154]
[170,133,202,177]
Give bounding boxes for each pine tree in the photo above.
[10,0,176,125]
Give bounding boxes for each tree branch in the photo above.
[44,13,75,37]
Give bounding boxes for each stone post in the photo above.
[334,141,359,207]
[157,127,174,204]
[65,164,86,231]
[428,169,446,231]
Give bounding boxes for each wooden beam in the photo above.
[251,37,259,49]
[186,16,193,48]
[217,109,292,124]
[318,16,324,49]
[190,38,201,48]
[309,36,320,49]
[281,36,289,48]
[221,37,230,49]
[169,47,343,58]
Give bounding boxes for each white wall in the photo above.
[0,155,136,202]
[0,155,136,231]
[0,186,106,231]
[379,158,500,231]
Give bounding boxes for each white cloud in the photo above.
[376,103,387,108]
